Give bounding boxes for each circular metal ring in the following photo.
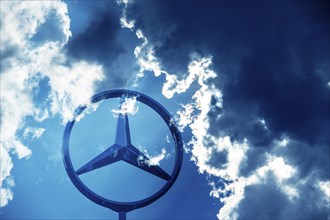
[63,89,183,212]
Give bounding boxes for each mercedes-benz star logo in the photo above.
[63,90,183,220]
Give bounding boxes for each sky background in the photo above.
[0,0,329,219]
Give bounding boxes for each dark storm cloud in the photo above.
[127,0,329,146]
[237,174,328,219]
[66,7,123,66]
[125,0,329,218]
[65,1,140,88]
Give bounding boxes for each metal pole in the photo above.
[119,211,126,220]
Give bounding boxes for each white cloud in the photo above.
[176,104,196,132]
[46,59,104,123]
[0,188,13,207]
[138,148,168,166]
[258,118,268,130]
[111,96,139,116]
[246,154,298,198]
[0,144,13,188]
[215,179,244,220]
[134,29,164,79]
[0,144,14,207]
[276,136,290,147]
[165,135,171,144]
[265,155,296,181]
[318,180,330,219]
[133,28,221,99]
[118,0,135,30]
[0,1,104,207]
[23,127,46,140]
[209,137,248,179]
[217,154,298,219]
[319,180,330,199]
[0,1,71,54]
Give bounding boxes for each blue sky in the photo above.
[0,1,329,219]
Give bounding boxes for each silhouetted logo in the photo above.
[63,90,183,220]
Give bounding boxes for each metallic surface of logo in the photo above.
[63,90,183,220]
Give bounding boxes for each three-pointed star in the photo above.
[75,113,171,181]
